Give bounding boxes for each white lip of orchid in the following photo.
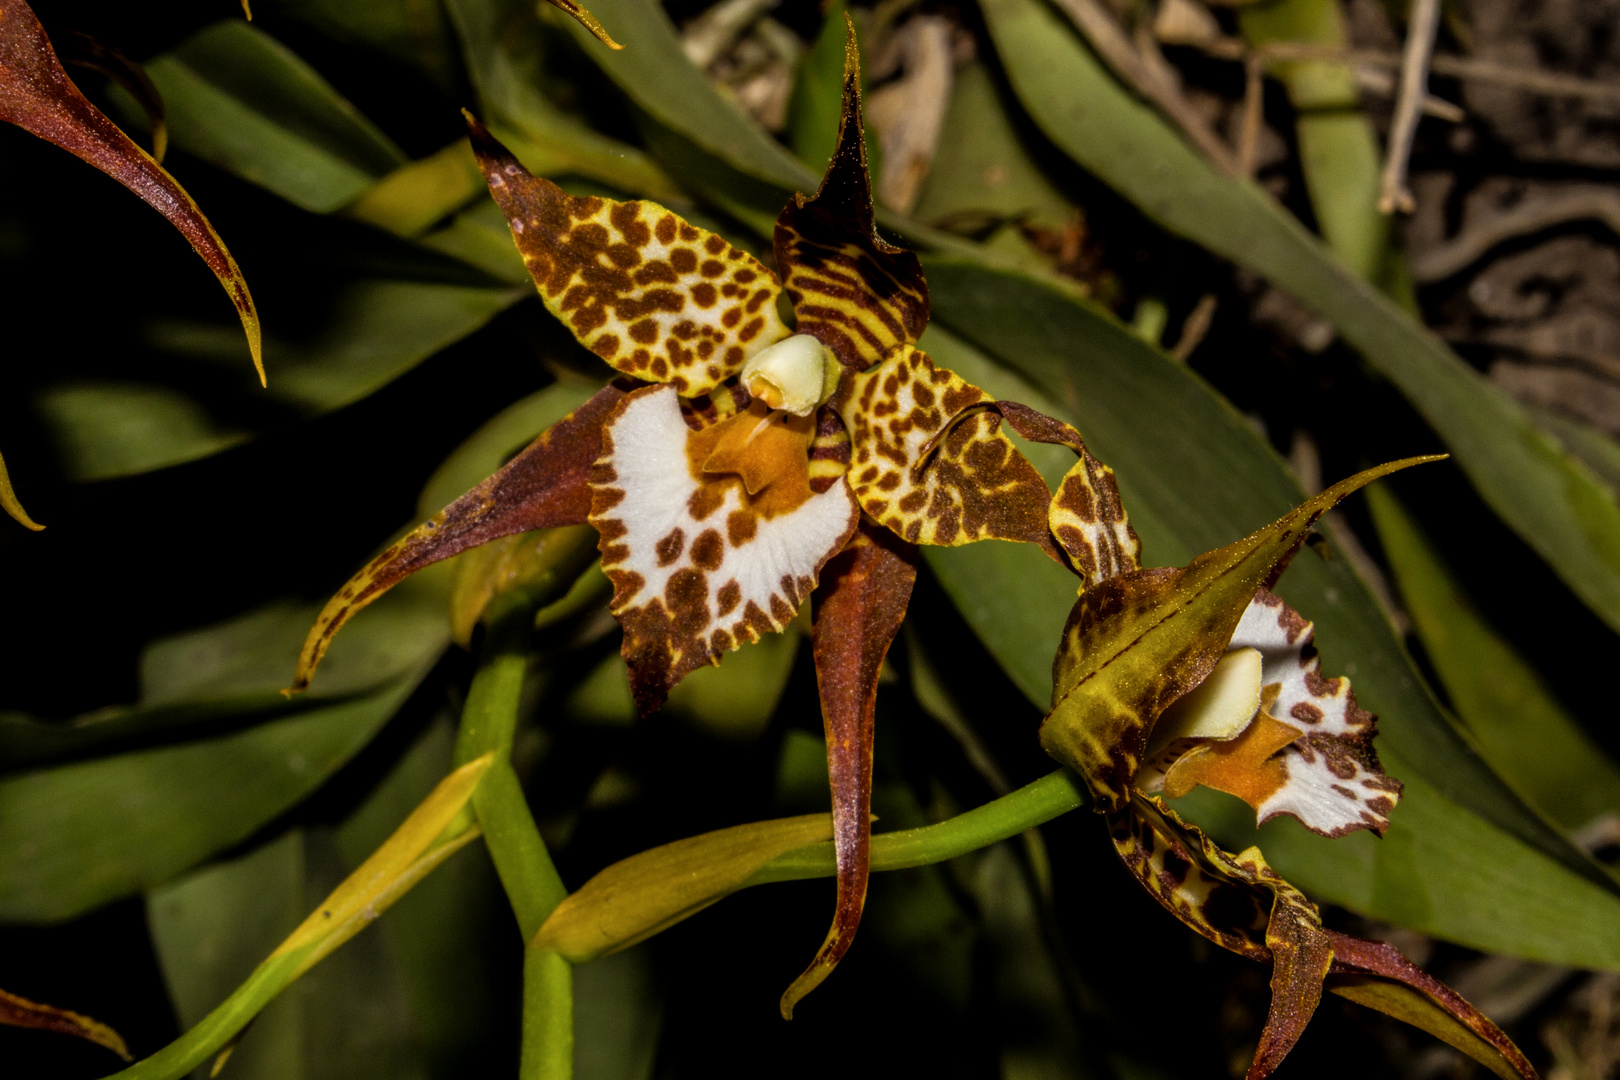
[741,334,840,416]
[1144,647,1265,762]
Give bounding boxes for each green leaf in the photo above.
[1238,0,1404,294]
[912,62,1076,272]
[1367,484,1620,833]
[148,277,524,414]
[918,256,1620,965]
[136,20,406,213]
[147,831,307,1080]
[108,756,489,1080]
[0,571,449,768]
[0,565,452,919]
[444,0,678,200]
[786,0,851,178]
[0,674,422,922]
[33,380,249,482]
[979,0,1620,638]
[553,0,814,194]
[574,947,662,1080]
[270,0,464,90]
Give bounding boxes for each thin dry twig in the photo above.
[1171,292,1218,361]
[681,0,775,69]
[1179,35,1620,106]
[1050,0,1239,174]
[1412,188,1620,281]
[1237,54,1264,177]
[1379,0,1441,213]
[865,15,955,213]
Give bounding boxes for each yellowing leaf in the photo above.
[536,814,835,962]
[0,987,129,1061]
[1041,458,1440,808]
[1328,977,1529,1075]
[269,753,493,978]
[0,444,43,531]
[541,0,622,50]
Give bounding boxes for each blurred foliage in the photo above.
[4,0,1620,1077]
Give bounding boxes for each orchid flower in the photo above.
[1038,458,1538,1079]
[286,23,1131,1016]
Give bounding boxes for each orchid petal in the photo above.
[467,115,787,396]
[1325,934,1539,1080]
[995,400,1141,585]
[1232,590,1403,837]
[781,521,918,1018]
[1250,898,1335,1080]
[1113,796,1535,1079]
[0,987,129,1061]
[1041,457,1439,810]
[589,385,859,714]
[774,17,928,373]
[838,345,1053,548]
[0,0,260,379]
[1113,799,1338,1079]
[1143,647,1265,764]
[289,382,627,693]
[540,0,623,51]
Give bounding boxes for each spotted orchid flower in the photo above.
[287,25,1132,1016]
[1038,460,1537,1079]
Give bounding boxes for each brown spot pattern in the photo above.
[771,53,928,374]
[586,385,858,715]
[468,121,788,395]
[837,345,1053,547]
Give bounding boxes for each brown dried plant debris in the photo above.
[681,0,802,132]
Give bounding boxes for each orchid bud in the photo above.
[741,334,840,416]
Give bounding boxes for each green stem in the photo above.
[523,948,575,1077]
[455,591,574,1080]
[454,594,569,936]
[101,952,306,1080]
[746,768,1088,887]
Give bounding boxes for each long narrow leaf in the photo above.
[979,0,1620,637]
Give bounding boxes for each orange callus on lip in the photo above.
[1163,713,1304,807]
[689,400,817,510]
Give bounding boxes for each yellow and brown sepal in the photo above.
[1111,796,1536,1079]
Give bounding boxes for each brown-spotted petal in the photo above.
[541,0,623,50]
[773,17,928,373]
[1110,795,1335,1080]
[1249,885,1335,1080]
[996,400,1142,584]
[288,381,628,693]
[1041,458,1440,810]
[1232,590,1402,837]
[837,345,1053,548]
[589,384,859,715]
[0,987,130,1061]
[0,0,260,380]
[781,520,918,1018]
[0,443,43,531]
[1325,934,1538,1080]
[466,113,787,397]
